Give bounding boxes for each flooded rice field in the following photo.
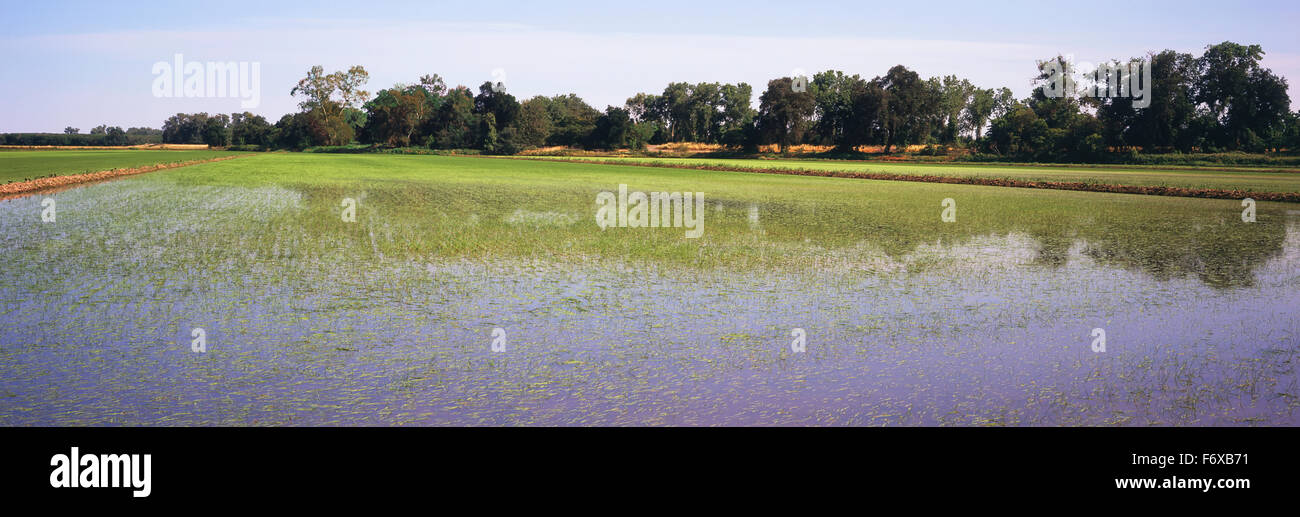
[2,177,1298,425]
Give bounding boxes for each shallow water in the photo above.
[1,178,1297,425]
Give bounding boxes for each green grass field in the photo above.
[3,152,1289,284]
[0,149,240,183]
[520,155,1300,194]
[139,153,1284,286]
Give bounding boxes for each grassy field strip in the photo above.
[512,156,1300,201]
[0,149,242,183]
[106,153,1287,287]
[0,154,251,200]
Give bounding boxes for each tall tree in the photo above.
[1098,51,1197,151]
[513,96,554,149]
[230,112,272,147]
[875,65,940,153]
[290,65,370,146]
[428,86,477,149]
[719,83,756,147]
[588,106,634,149]
[936,75,976,144]
[1194,42,1292,151]
[545,94,600,147]
[757,77,815,153]
[810,70,865,149]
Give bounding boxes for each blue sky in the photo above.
[2,0,1297,132]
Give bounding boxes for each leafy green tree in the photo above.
[479,113,499,153]
[513,96,554,149]
[810,70,865,150]
[1280,110,1300,151]
[588,106,634,149]
[474,81,520,129]
[104,126,128,146]
[544,94,600,147]
[162,113,209,144]
[626,92,669,144]
[686,82,723,142]
[719,83,756,147]
[230,112,273,147]
[661,82,692,141]
[201,114,230,147]
[875,65,940,153]
[757,77,815,153]
[843,79,886,150]
[1195,42,1293,151]
[964,88,996,141]
[1098,51,1197,151]
[428,86,477,149]
[290,65,370,146]
[986,106,1048,157]
[362,85,437,146]
[272,113,313,150]
[936,75,976,144]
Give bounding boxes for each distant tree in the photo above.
[757,77,815,153]
[986,106,1048,157]
[1281,110,1300,151]
[230,112,273,147]
[661,82,692,141]
[63,127,79,135]
[964,89,996,141]
[874,65,941,153]
[513,96,554,149]
[625,92,664,124]
[202,114,230,147]
[544,94,600,147]
[478,113,499,153]
[686,82,723,142]
[362,85,434,146]
[1097,51,1197,151]
[290,65,370,146]
[473,81,521,139]
[626,92,669,144]
[842,79,886,150]
[719,83,756,147]
[810,70,865,150]
[588,106,634,149]
[272,113,315,150]
[126,127,161,139]
[162,113,210,144]
[104,126,128,146]
[428,86,477,149]
[936,75,976,144]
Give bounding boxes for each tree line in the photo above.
[0,126,161,146]
[20,40,1292,160]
